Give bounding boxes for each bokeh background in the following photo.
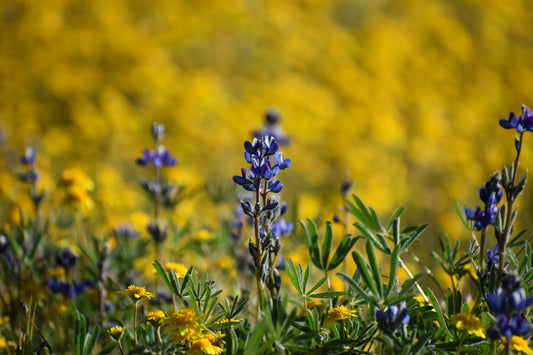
[1,0,533,277]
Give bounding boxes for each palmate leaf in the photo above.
[337,272,374,303]
[327,235,359,271]
[347,194,383,232]
[301,219,322,269]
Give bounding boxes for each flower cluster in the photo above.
[465,173,502,231]
[376,302,410,333]
[136,122,178,245]
[499,105,533,134]
[233,135,291,310]
[486,273,533,341]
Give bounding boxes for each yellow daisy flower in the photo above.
[165,262,188,277]
[146,310,166,326]
[450,312,485,338]
[120,284,154,301]
[164,308,202,344]
[187,338,223,355]
[323,305,356,329]
[108,326,124,340]
[498,336,533,355]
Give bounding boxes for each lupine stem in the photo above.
[498,132,524,286]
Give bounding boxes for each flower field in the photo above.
[1,0,533,353]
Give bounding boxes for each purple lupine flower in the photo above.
[272,218,293,237]
[465,173,502,231]
[376,302,410,333]
[487,313,531,340]
[253,108,291,145]
[499,105,533,133]
[136,146,177,167]
[20,147,36,165]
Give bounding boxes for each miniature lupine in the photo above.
[233,135,291,315]
[136,122,178,255]
[376,302,410,333]
[17,146,44,211]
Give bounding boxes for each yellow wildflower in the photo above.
[498,336,533,355]
[215,255,234,270]
[48,266,66,280]
[298,299,326,317]
[120,284,154,301]
[164,308,201,344]
[146,310,166,326]
[60,168,95,191]
[188,338,223,355]
[165,262,188,277]
[0,334,15,349]
[191,229,213,242]
[323,305,356,329]
[108,326,124,340]
[450,313,485,338]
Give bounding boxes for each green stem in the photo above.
[498,132,524,286]
[134,300,139,347]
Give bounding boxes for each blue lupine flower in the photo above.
[272,219,293,237]
[20,147,36,165]
[487,313,531,340]
[376,302,410,333]
[487,274,533,316]
[55,247,79,272]
[486,245,500,270]
[253,108,291,145]
[499,105,533,133]
[465,173,502,231]
[136,146,177,167]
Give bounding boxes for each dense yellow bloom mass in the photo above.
[108,326,124,340]
[450,313,485,338]
[164,308,202,344]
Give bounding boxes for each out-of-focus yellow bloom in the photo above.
[165,262,188,277]
[120,284,154,301]
[450,313,485,338]
[215,255,234,270]
[299,299,326,317]
[48,266,66,280]
[323,305,356,329]
[131,212,150,235]
[187,337,223,355]
[0,334,16,349]
[0,316,9,327]
[191,229,213,243]
[65,186,94,211]
[60,169,94,191]
[498,336,533,354]
[146,310,165,326]
[108,326,124,340]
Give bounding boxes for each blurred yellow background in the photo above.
[1,0,533,262]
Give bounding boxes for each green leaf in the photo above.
[153,260,172,292]
[321,221,333,270]
[301,219,322,269]
[352,251,378,297]
[337,272,374,303]
[328,235,357,271]
[84,324,100,355]
[425,288,452,340]
[307,276,328,295]
[387,207,404,230]
[97,341,118,355]
[355,222,389,253]
[285,259,303,295]
[308,291,345,299]
[386,244,401,296]
[366,241,383,297]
